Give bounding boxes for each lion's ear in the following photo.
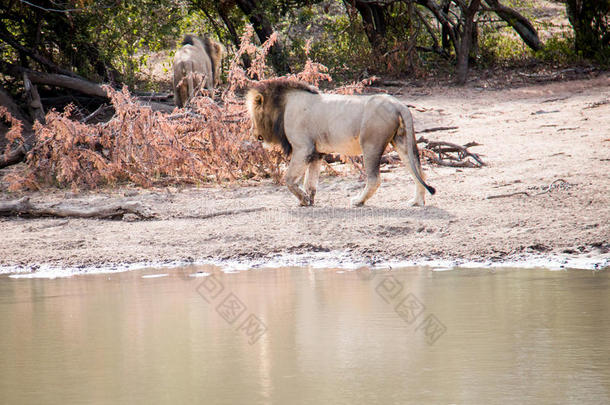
[254,93,263,107]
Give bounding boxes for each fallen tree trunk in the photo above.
[3,62,174,111]
[0,196,155,220]
[23,67,108,98]
[1,146,28,169]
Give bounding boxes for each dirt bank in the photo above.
[1,75,609,272]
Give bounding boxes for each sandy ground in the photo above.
[1,74,609,272]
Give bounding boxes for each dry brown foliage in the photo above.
[4,26,351,192]
[1,106,24,155]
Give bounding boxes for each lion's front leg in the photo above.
[285,153,312,206]
[303,158,322,205]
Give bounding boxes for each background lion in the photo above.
[173,34,224,107]
[247,79,436,207]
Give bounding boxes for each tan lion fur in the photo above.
[246,80,436,207]
[173,34,224,107]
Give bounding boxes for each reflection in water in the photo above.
[0,267,609,404]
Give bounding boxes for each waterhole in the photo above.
[1,266,608,404]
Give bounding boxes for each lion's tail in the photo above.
[395,108,436,195]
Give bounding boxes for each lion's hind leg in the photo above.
[391,137,426,207]
[303,157,322,205]
[350,145,383,207]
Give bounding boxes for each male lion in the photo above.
[173,34,224,107]
[246,79,436,207]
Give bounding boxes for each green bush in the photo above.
[535,33,580,64]
[479,26,533,66]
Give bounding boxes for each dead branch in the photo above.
[583,99,609,110]
[178,207,265,220]
[80,104,111,123]
[534,178,571,195]
[418,136,485,167]
[0,196,155,219]
[133,92,173,101]
[485,191,530,199]
[322,159,340,176]
[425,153,482,168]
[485,179,571,200]
[419,126,459,133]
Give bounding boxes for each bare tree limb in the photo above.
[483,0,542,51]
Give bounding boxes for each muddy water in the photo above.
[1,267,609,404]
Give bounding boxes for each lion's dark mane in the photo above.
[249,79,319,156]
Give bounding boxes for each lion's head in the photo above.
[246,79,319,155]
[245,88,273,145]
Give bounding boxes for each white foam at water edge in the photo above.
[5,260,189,279]
[2,251,609,279]
[141,274,169,279]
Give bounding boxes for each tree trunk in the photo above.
[456,0,481,85]
[441,0,452,51]
[216,3,252,69]
[566,0,610,59]
[234,0,291,74]
[417,0,459,55]
[352,1,389,55]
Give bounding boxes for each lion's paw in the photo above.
[299,196,313,207]
[407,198,425,207]
[350,197,364,208]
